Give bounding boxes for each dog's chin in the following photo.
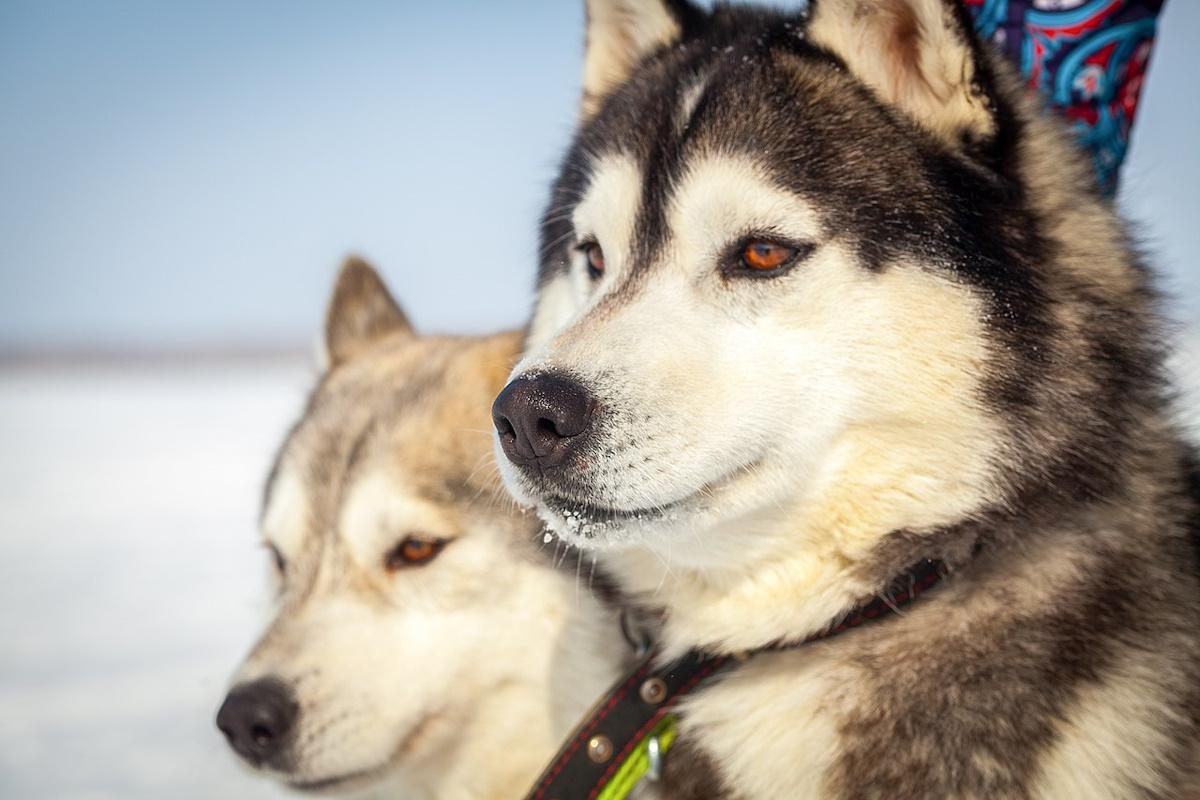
[527,456,772,550]
[286,765,390,796]
[283,711,443,796]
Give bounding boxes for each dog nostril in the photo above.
[252,724,275,748]
[536,416,561,439]
[496,415,517,440]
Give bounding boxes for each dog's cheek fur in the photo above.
[236,596,436,782]
[793,260,1000,557]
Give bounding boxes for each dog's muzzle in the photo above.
[216,677,298,769]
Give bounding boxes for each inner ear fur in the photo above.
[581,0,695,119]
[807,0,996,150]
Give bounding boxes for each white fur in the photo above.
[570,153,644,303]
[523,153,643,362]
[681,651,848,799]
[261,463,310,561]
[337,471,462,573]
[676,75,710,135]
[238,463,622,797]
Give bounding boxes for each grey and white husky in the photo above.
[217,258,622,799]
[492,1,1200,797]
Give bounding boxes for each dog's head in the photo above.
[217,260,560,795]
[494,0,1139,567]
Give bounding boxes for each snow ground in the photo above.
[0,339,1195,799]
[0,359,315,800]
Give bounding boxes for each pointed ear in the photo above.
[323,256,412,366]
[581,0,694,118]
[807,0,996,150]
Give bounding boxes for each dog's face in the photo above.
[219,260,535,794]
[494,0,1023,564]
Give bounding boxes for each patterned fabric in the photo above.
[963,0,1166,193]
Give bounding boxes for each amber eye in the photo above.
[579,240,605,281]
[741,241,798,271]
[384,537,448,570]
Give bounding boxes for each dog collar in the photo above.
[523,558,945,800]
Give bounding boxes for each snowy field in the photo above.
[0,359,314,800]
[0,340,1196,799]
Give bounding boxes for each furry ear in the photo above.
[324,256,412,366]
[581,0,692,118]
[807,0,995,149]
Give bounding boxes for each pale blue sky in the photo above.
[0,1,1196,350]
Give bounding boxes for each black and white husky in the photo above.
[492,1,1200,797]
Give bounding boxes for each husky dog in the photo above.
[217,258,622,799]
[492,1,1200,797]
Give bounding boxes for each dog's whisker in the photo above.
[574,547,584,608]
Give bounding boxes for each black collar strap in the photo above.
[524,558,946,800]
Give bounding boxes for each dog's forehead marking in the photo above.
[676,73,711,136]
[262,461,310,557]
[576,150,823,283]
[668,154,824,254]
[573,152,643,268]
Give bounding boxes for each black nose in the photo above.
[493,373,595,469]
[216,678,298,768]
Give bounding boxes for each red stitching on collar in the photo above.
[530,659,656,799]
[584,656,731,800]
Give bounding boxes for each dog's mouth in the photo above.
[535,484,700,546]
[285,711,442,794]
[536,457,764,545]
[287,766,383,795]
[539,493,692,538]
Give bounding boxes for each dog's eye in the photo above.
[577,240,605,281]
[384,536,448,570]
[741,241,798,271]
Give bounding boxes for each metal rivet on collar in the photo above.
[587,735,614,763]
[639,677,668,705]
